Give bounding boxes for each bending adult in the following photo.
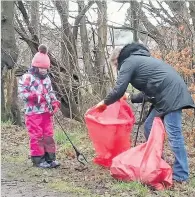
[96,42,195,183]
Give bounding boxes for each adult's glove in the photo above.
[120,92,130,101]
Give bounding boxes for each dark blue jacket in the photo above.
[104,44,195,116]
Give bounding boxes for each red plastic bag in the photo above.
[110,117,173,190]
[85,100,135,167]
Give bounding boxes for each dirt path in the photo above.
[1,164,69,197]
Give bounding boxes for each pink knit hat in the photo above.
[31,44,50,69]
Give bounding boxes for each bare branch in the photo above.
[156,1,177,24]
[164,1,189,25]
[133,1,166,48]
[109,25,156,40]
[16,1,39,44]
[30,1,39,35]
[73,0,95,41]
[112,0,130,3]
[14,13,27,36]
[142,2,175,26]
[52,0,69,22]
[17,1,34,35]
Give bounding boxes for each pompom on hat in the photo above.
[31,44,50,69]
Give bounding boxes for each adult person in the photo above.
[96,42,195,183]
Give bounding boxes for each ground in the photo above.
[1,115,195,197]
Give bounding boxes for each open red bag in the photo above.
[84,100,135,167]
[110,117,173,190]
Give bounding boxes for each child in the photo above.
[18,44,60,168]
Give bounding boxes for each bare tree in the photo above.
[130,1,139,42]
[31,1,39,35]
[1,1,21,125]
[140,1,195,80]
[78,0,94,84]
[93,1,108,98]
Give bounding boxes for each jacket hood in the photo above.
[117,42,151,70]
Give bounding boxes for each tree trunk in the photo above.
[78,0,94,83]
[1,67,7,122]
[31,1,39,35]
[1,1,21,124]
[53,0,82,121]
[6,69,22,125]
[1,1,18,70]
[94,1,107,99]
[130,1,139,42]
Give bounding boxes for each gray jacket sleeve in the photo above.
[104,60,136,106]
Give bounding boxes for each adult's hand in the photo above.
[95,100,107,112]
[120,92,130,101]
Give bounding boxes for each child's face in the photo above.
[38,68,47,75]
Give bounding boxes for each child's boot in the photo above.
[50,160,60,168]
[38,161,51,168]
[45,152,60,168]
[31,156,50,168]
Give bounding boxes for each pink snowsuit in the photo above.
[18,71,60,165]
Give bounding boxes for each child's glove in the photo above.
[28,93,45,103]
[52,101,60,114]
[95,100,107,112]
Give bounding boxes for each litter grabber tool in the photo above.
[43,93,88,166]
[134,95,146,147]
[53,115,88,166]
